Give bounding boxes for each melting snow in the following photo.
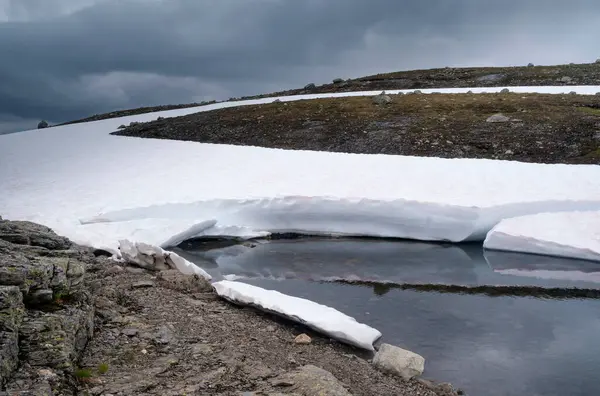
[484,211,600,262]
[212,280,382,350]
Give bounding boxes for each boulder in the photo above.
[372,343,425,380]
[0,250,86,304]
[332,78,344,84]
[527,63,534,67]
[372,92,392,106]
[156,270,213,294]
[304,83,316,90]
[560,76,573,83]
[37,121,49,129]
[500,88,510,93]
[486,113,511,123]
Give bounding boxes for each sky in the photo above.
[1,0,599,134]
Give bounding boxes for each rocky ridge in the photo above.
[0,218,460,395]
[61,62,600,126]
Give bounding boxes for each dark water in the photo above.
[178,239,600,396]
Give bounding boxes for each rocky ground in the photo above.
[61,62,600,126]
[114,91,600,164]
[0,218,461,396]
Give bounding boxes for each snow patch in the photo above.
[2,85,600,256]
[212,280,382,350]
[119,239,212,280]
[484,211,600,262]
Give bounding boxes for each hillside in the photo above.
[114,91,600,164]
[63,62,600,125]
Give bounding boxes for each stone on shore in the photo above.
[372,343,425,380]
[272,365,352,395]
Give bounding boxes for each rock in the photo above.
[117,124,126,129]
[273,365,351,395]
[156,116,164,121]
[476,74,505,83]
[596,58,600,64]
[154,324,175,344]
[156,270,213,294]
[273,99,282,103]
[0,286,24,385]
[527,63,534,67]
[486,113,511,123]
[18,303,94,370]
[372,343,425,380]
[0,221,71,250]
[372,92,392,106]
[500,88,510,93]
[37,120,49,129]
[132,280,155,289]
[560,76,573,83]
[569,91,577,95]
[294,334,312,344]
[191,343,212,356]
[413,90,423,94]
[0,286,24,332]
[304,83,316,90]
[0,250,85,304]
[106,265,124,275]
[504,149,514,155]
[122,328,139,337]
[332,78,344,84]
[28,289,54,305]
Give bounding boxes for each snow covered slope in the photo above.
[484,211,600,262]
[1,86,600,256]
[212,280,382,350]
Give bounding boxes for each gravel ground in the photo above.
[79,264,460,395]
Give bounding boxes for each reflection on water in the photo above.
[175,238,600,290]
[179,239,600,396]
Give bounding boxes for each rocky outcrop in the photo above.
[0,218,97,395]
[0,286,23,386]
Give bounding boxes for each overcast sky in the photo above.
[1,0,599,133]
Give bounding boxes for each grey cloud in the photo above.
[1,0,599,132]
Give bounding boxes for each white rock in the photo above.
[372,343,425,380]
[486,113,511,123]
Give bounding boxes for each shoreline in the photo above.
[0,218,461,395]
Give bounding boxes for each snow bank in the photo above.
[1,86,600,254]
[212,280,382,350]
[119,239,212,280]
[484,211,600,262]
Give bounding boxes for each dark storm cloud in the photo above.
[1,0,599,132]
